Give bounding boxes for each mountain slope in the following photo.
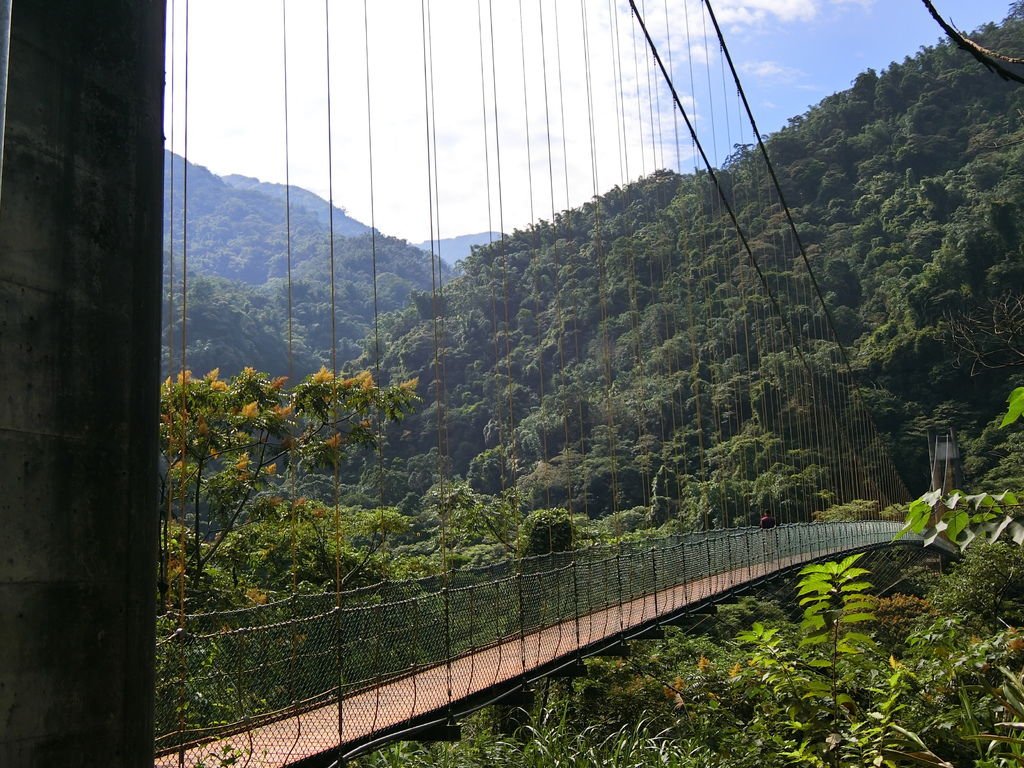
[222,173,370,239]
[357,13,1024,519]
[162,152,447,377]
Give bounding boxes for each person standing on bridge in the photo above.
[759,509,778,561]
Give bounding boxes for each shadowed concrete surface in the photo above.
[0,2,165,765]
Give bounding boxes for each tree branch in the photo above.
[921,0,1024,84]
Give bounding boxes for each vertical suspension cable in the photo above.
[614,5,656,516]
[718,29,757,529]
[420,0,454,719]
[677,0,712,529]
[606,0,627,187]
[164,0,178,750]
[546,3,585,637]
[161,0,176,618]
[360,0,389,732]
[640,23,687,523]
[640,0,664,171]
[713,38,758,529]
[281,4,294,389]
[741,101,796,524]
[172,1,191,762]
[540,0,576,521]
[731,83,781,525]
[589,0,621,523]
[179,0,191,600]
[701,0,908,510]
[557,0,592,522]
[516,0,552,512]
[626,0,649,178]
[634,3,684,525]
[663,0,681,171]
[475,0,510,498]
[321,0,346,752]
[696,1,732,528]
[279,1,304,761]
[488,0,520,502]
[629,0,848,531]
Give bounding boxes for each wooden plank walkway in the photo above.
[155,542,842,768]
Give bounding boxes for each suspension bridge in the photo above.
[154,522,933,767]
[0,0,954,766]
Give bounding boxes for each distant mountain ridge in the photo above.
[221,173,370,239]
[415,231,504,265]
[161,151,450,377]
[163,151,374,285]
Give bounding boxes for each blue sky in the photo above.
[165,1,1014,243]
[725,1,1012,136]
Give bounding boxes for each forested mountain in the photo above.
[349,13,1024,521]
[161,152,447,376]
[760,16,1024,492]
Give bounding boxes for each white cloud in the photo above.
[711,0,819,27]
[831,0,874,9]
[740,60,805,81]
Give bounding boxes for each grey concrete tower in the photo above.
[0,2,165,765]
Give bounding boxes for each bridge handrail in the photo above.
[154,520,911,753]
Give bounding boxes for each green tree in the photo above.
[929,542,1024,631]
[159,366,417,609]
[520,508,575,557]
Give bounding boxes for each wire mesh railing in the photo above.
[154,520,910,759]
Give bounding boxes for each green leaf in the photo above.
[843,600,878,613]
[1001,387,1024,427]
[841,631,875,646]
[797,581,832,597]
[945,509,970,542]
[799,633,830,647]
[837,553,866,570]
[923,526,942,547]
[840,581,874,594]
[965,492,995,510]
[802,680,831,695]
[840,612,876,624]
[904,497,935,534]
[799,564,831,577]
[995,490,1019,506]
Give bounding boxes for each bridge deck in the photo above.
[155,543,834,768]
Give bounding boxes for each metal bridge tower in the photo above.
[0,2,165,765]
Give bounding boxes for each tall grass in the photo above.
[358,711,715,768]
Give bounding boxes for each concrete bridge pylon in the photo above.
[0,2,165,765]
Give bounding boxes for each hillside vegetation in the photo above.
[350,13,1024,530]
